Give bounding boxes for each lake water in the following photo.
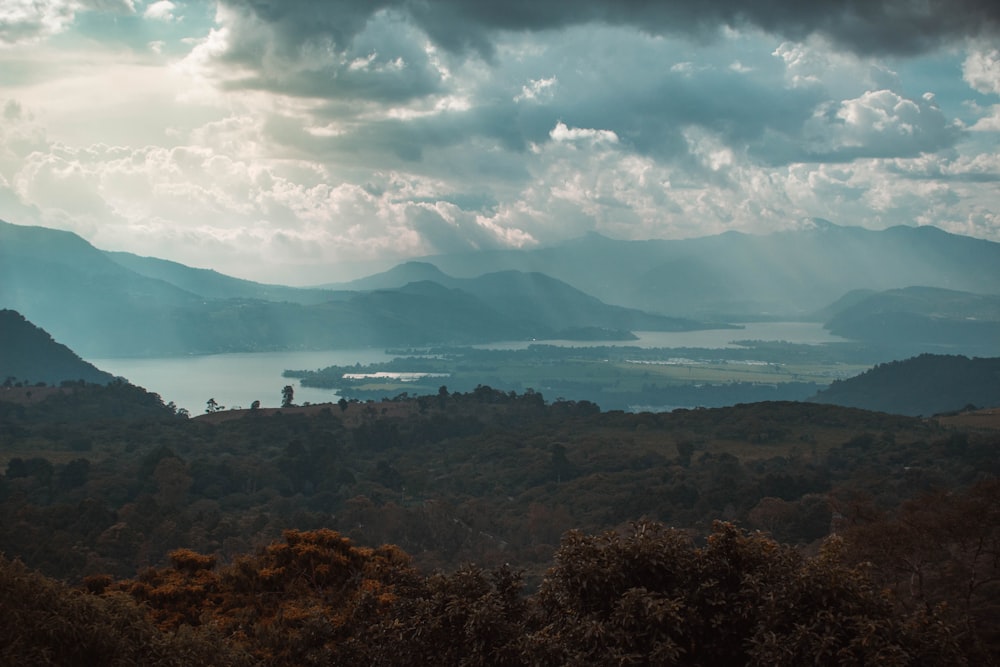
[89,349,392,415]
[476,321,849,350]
[87,322,846,415]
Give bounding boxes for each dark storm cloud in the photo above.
[226,0,1000,57]
[295,61,824,170]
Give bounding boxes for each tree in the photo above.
[0,555,249,667]
[839,479,1000,661]
[523,521,965,665]
[281,385,295,408]
[205,398,222,413]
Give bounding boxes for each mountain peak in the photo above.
[342,261,453,291]
[808,218,839,230]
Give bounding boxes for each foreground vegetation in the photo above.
[0,381,997,663]
[3,521,978,666]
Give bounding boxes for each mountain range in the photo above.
[2,218,999,357]
[406,219,1000,319]
[822,287,1000,351]
[0,220,713,357]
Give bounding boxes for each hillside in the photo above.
[822,287,1000,354]
[813,354,1000,416]
[1,384,997,662]
[105,251,338,305]
[0,310,114,386]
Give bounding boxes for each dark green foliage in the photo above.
[0,379,179,423]
[839,479,1000,662]
[0,555,251,666]
[526,522,966,665]
[0,384,990,617]
[0,309,114,386]
[7,524,949,666]
[814,354,1000,416]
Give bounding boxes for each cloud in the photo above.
[185,6,445,105]
[963,47,1000,95]
[514,76,557,103]
[143,1,176,22]
[219,0,1000,59]
[550,122,618,145]
[796,89,962,162]
[3,0,999,282]
[969,104,1000,131]
[0,0,78,44]
[0,0,134,45]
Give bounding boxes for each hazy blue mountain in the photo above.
[330,262,726,333]
[811,289,879,321]
[813,354,1000,416]
[2,220,725,357]
[823,287,1000,354]
[417,221,1000,319]
[330,261,453,291]
[0,309,114,385]
[6,217,999,357]
[0,220,205,355]
[454,270,719,332]
[105,251,341,305]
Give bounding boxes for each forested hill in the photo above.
[821,287,1000,354]
[0,309,114,386]
[813,353,1000,416]
[1,383,998,663]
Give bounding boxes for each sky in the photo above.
[1,0,999,284]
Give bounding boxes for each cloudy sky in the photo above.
[1,0,999,283]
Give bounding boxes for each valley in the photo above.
[2,219,999,664]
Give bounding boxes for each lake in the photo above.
[475,321,849,350]
[88,322,847,415]
[88,349,392,415]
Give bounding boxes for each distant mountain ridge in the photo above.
[4,217,999,357]
[105,251,337,305]
[327,262,719,333]
[822,287,1000,354]
[0,309,113,385]
[813,354,1000,416]
[412,220,1000,318]
[0,219,717,357]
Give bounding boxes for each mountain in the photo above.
[331,261,454,291]
[105,251,338,305]
[415,221,1000,319]
[0,309,114,385]
[813,354,1000,416]
[454,270,715,333]
[822,287,1000,354]
[6,218,999,357]
[1,220,723,357]
[331,264,720,333]
[0,220,206,356]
